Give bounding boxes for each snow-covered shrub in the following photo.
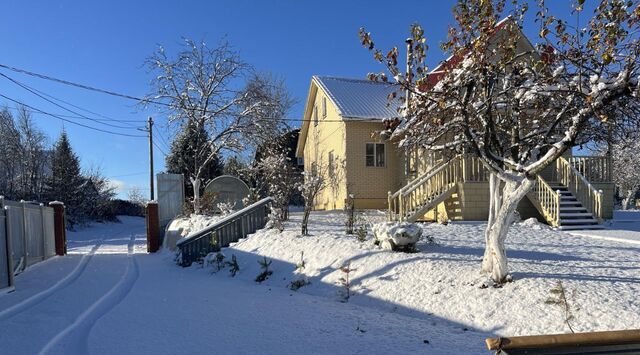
[520,217,547,230]
[255,256,273,283]
[372,222,422,251]
[266,206,284,232]
[216,201,235,216]
[205,252,226,272]
[225,254,240,277]
[289,278,310,291]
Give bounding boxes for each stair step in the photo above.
[559,213,595,218]
[559,218,598,225]
[560,195,578,200]
[558,224,606,230]
[560,207,589,212]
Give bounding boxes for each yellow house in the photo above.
[295,76,404,210]
[296,23,615,230]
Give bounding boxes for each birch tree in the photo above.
[360,0,640,283]
[147,39,292,213]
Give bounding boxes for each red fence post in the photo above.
[146,201,160,253]
[48,201,67,256]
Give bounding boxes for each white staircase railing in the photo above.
[528,175,561,227]
[388,156,461,221]
[555,157,603,221]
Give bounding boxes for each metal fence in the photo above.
[0,197,56,291]
[176,197,272,266]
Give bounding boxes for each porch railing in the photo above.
[556,157,603,221]
[388,156,461,221]
[176,197,273,266]
[528,175,561,227]
[569,156,612,183]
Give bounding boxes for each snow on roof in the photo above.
[313,76,402,120]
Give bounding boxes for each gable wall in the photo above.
[302,87,348,210]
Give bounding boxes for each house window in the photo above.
[322,97,327,118]
[313,106,318,126]
[366,143,385,167]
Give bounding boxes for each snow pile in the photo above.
[163,214,222,250]
[372,221,422,249]
[519,217,547,230]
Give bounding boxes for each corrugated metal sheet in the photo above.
[313,76,402,120]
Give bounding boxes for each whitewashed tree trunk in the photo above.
[191,177,201,214]
[482,175,535,283]
[482,173,501,274]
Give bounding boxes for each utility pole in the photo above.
[148,117,155,200]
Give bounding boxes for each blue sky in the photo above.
[0,0,586,198]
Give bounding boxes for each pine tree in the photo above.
[46,130,83,227]
[166,120,223,199]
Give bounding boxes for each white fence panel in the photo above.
[24,205,45,266]
[6,205,25,273]
[157,173,185,227]
[43,208,56,258]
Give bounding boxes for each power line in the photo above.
[0,72,144,130]
[0,93,147,138]
[0,63,387,124]
[153,141,168,156]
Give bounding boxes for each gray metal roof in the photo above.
[313,76,402,120]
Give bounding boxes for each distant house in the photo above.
[296,20,614,230]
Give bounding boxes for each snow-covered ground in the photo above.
[566,210,640,245]
[0,211,638,354]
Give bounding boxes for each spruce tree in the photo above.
[46,131,83,226]
[166,120,223,199]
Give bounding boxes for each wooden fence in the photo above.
[176,197,273,266]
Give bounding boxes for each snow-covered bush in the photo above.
[226,254,240,277]
[255,256,273,283]
[372,222,422,251]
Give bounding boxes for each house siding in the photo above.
[344,121,403,209]
[302,87,348,210]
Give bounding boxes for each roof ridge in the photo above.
[314,75,397,86]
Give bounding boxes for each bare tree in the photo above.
[127,186,147,205]
[146,38,293,213]
[611,138,640,209]
[360,0,640,283]
[300,164,328,236]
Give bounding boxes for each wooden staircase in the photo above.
[526,157,605,230]
[389,155,606,230]
[543,182,603,230]
[388,156,461,222]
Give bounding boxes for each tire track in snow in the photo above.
[38,232,140,355]
[0,223,134,320]
[0,242,103,320]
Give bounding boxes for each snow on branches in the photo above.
[360,0,640,283]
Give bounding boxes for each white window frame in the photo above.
[313,106,318,126]
[365,143,386,168]
[322,97,327,118]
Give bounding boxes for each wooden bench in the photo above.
[486,329,640,354]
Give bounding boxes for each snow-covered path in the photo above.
[0,218,146,355]
[0,217,482,354]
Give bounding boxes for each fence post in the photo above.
[20,201,28,269]
[49,202,67,256]
[146,201,160,253]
